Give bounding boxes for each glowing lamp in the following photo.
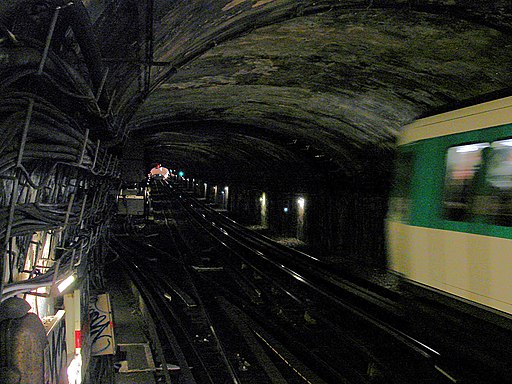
[58,275,76,293]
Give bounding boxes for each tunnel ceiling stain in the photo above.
[125,0,512,188]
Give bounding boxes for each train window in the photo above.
[442,143,490,221]
[478,139,512,226]
[388,151,413,223]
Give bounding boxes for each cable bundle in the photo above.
[0,28,124,300]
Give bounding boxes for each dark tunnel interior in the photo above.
[2,1,512,382]
[1,0,512,275]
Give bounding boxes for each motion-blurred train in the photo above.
[149,164,171,180]
[387,96,512,315]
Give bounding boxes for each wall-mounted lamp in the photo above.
[58,275,76,293]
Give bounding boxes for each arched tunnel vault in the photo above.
[3,2,512,380]
[142,128,323,187]
[130,3,512,191]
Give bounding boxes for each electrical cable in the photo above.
[0,5,129,303]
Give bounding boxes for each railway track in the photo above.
[111,179,508,383]
[112,183,333,383]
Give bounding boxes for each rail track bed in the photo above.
[110,180,511,383]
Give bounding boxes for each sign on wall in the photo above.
[44,310,67,384]
[89,293,115,356]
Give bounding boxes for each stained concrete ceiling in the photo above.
[121,0,512,190]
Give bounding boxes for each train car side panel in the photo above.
[386,221,411,276]
[400,96,512,146]
[409,140,445,229]
[388,96,512,316]
[389,224,512,314]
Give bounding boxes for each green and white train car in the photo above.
[387,96,512,315]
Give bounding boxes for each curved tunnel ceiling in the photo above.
[129,1,512,189]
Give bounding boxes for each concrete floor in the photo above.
[105,267,157,384]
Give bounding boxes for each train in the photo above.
[149,164,171,179]
[386,96,512,316]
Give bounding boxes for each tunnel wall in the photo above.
[307,190,388,268]
[229,189,263,227]
[186,178,388,269]
[120,138,147,185]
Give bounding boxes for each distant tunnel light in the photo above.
[150,165,170,179]
[58,275,76,293]
[178,171,185,177]
[283,207,289,213]
[297,197,305,209]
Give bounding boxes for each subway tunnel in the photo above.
[1,1,512,383]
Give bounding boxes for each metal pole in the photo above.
[144,0,154,95]
[92,140,101,170]
[37,7,62,75]
[62,190,76,246]
[95,68,109,102]
[79,193,88,229]
[104,153,112,175]
[79,129,90,165]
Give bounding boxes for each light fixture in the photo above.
[297,197,305,209]
[67,353,82,384]
[58,275,76,293]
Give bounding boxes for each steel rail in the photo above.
[151,180,243,384]
[149,181,336,383]
[111,235,193,384]
[114,220,242,383]
[160,181,454,383]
